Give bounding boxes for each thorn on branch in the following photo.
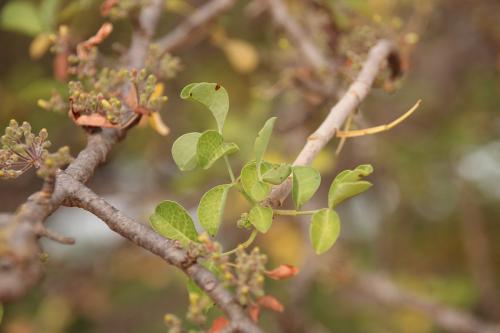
[35,223,75,245]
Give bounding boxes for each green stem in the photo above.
[224,155,236,183]
[273,209,318,216]
[222,229,258,256]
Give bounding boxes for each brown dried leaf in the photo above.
[258,295,284,313]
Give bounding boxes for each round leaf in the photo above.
[292,166,321,209]
[149,200,198,245]
[248,205,273,233]
[197,130,239,169]
[262,163,292,185]
[240,161,273,202]
[328,164,373,208]
[309,208,340,254]
[180,82,229,132]
[197,184,232,237]
[172,132,201,171]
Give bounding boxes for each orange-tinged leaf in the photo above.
[248,304,260,322]
[258,295,284,313]
[209,316,229,333]
[69,112,118,128]
[265,264,299,280]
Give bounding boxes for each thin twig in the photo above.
[155,0,238,54]
[266,0,331,73]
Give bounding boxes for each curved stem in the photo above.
[273,209,318,216]
[224,155,236,183]
[222,229,258,256]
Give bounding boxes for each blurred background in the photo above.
[0,0,499,332]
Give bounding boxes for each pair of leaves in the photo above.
[151,184,234,241]
[149,201,198,245]
[172,130,239,171]
[328,164,373,208]
[308,164,373,254]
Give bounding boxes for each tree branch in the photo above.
[0,3,263,330]
[155,0,238,53]
[352,272,500,333]
[62,174,262,333]
[265,39,399,207]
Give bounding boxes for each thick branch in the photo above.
[353,273,500,333]
[62,174,262,333]
[155,0,237,53]
[266,39,398,207]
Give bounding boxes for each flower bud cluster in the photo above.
[1,120,71,180]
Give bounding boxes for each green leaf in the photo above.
[309,208,340,254]
[292,166,321,209]
[262,163,292,185]
[149,201,198,246]
[248,205,273,233]
[172,132,201,171]
[197,130,239,169]
[254,117,277,179]
[240,161,273,202]
[0,1,43,36]
[40,0,61,31]
[180,82,229,132]
[328,164,373,208]
[197,184,232,237]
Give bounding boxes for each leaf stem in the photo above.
[273,209,318,216]
[222,229,258,256]
[224,155,236,183]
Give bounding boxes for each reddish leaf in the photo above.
[248,304,260,322]
[258,295,284,313]
[101,0,118,16]
[78,23,113,58]
[209,316,229,333]
[265,264,299,280]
